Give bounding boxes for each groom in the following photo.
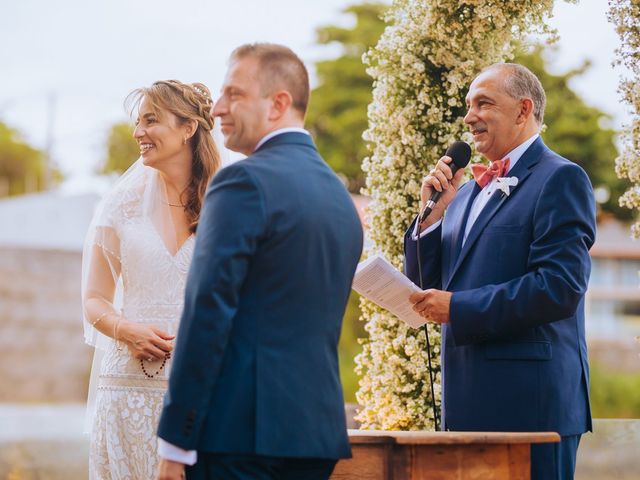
[405,63,595,479]
[155,43,363,480]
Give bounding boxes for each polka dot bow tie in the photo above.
[471,157,510,189]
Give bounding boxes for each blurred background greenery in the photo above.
[590,362,640,418]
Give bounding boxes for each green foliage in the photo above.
[515,45,631,220]
[339,292,366,402]
[589,361,640,418]
[101,122,139,174]
[0,121,46,197]
[306,3,387,193]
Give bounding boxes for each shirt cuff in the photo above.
[412,218,442,240]
[157,438,197,466]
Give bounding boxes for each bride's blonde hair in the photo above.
[127,80,220,233]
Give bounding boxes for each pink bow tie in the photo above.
[471,158,510,188]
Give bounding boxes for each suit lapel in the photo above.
[444,137,546,290]
[442,182,480,286]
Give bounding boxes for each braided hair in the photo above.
[127,80,220,233]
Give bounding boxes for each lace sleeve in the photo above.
[81,191,123,349]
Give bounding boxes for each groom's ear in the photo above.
[268,90,293,121]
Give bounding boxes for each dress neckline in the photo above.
[148,221,194,259]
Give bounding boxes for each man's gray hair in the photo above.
[484,63,546,125]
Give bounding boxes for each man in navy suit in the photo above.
[156,43,363,480]
[405,63,595,480]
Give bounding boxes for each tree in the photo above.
[101,122,139,174]
[305,4,389,406]
[306,3,387,193]
[515,45,631,220]
[608,0,640,237]
[0,121,47,197]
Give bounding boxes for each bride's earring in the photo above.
[183,137,188,145]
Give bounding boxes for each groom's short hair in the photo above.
[230,43,310,117]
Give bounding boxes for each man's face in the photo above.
[212,57,272,156]
[464,68,525,161]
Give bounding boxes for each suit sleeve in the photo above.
[157,163,266,448]
[449,163,596,345]
[403,217,443,289]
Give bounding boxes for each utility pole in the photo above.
[43,92,56,191]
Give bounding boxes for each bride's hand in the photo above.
[118,321,175,361]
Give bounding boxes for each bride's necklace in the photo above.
[165,201,186,208]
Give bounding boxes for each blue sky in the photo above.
[0,0,631,181]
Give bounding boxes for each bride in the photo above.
[81,80,220,479]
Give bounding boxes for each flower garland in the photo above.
[609,0,640,238]
[356,0,562,430]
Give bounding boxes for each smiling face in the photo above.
[464,67,531,162]
[133,98,192,168]
[212,56,273,156]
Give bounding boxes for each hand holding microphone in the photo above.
[418,141,471,229]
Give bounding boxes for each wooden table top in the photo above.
[347,429,560,445]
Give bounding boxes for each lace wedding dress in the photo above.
[87,182,195,480]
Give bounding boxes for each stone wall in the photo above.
[0,247,92,402]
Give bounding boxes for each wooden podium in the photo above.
[331,429,560,480]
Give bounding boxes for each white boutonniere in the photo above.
[495,176,519,197]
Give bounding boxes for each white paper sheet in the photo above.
[352,254,426,329]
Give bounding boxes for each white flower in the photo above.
[609,0,640,238]
[496,176,519,197]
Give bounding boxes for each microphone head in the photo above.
[445,141,472,169]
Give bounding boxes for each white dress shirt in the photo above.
[413,134,539,244]
[157,438,197,465]
[157,126,311,466]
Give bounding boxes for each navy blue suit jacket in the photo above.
[404,137,595,436]
[158,132,363,459]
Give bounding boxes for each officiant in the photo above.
[404,63,596,480]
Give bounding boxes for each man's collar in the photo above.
[501,133,539,174]
[254,128,310,152]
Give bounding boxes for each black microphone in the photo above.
[418,141,472,224]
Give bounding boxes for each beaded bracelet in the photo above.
[91,311,110,327]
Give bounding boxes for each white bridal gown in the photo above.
[88,184,195,480]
